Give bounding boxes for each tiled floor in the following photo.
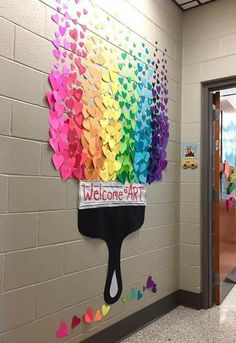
[122,286,236,343]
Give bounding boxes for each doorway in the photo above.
[202,78,236,308]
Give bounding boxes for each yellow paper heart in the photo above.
[102,71,110,83]
[102,304,110,317]
[99,169,109,181]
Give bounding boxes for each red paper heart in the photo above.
[71,315,81,329]
[83,308,93,323]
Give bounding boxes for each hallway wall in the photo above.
[0,0,182,342]
[180,0,236,293]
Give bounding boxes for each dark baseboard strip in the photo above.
[178,289,202,310]
[83,290,202,343]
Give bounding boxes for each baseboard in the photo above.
[178,289,202,310]
[83,289,202,342]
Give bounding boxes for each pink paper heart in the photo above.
[53,38,60,49]
[72,19,78,25]
[64,39,71,50]
[53,49,61,60]
[59,140,68,152]
[49,115,59,130]
[76,11,81,18]
[81,24,87,32]
[60,165,72,181]
[51,13,59,24]
[83,8,88,15]
[49,138,58,152]
[54,63,59,69]
[59,26,66,36]
[64,12,71,20]
[75,0,80,3]
[52,153,64,170]
[80,31,85,39]
[63,65,70,75]
[79,41,84,48]
[46,92,55,109]
[49,128,57,139]
[56,321,68,338]
[52,90,61,103]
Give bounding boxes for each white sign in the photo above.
[79,181,146,209]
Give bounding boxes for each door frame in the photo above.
[202,77,236,308]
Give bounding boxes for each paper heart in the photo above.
[52,13,59,25]
[152,283,157,293]
[59,25,66,36]
[147,276,155,289]
[71,315,81,329]
[131,288,137,300]
[56,322,68,338]
[84,308,94,323]
[101,304,110,317]
[52,153,64,170]
[83,8,88,15]
[81,24,87,32]
[137,290,143,301]
[69,28,78,41]
[94,309,103,321]
[60,165,72,181]
[53,49,61,60]
[122,293,131,303]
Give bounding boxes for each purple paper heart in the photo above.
[152,283,157,293]
[147,276,155,289]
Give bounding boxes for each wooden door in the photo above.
[213,91,236,305]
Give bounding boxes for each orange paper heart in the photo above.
[94,309,103,322]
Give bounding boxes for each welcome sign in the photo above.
[79,181,146,209]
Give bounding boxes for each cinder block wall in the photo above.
[0,0,182,342]
[180,0,236,293]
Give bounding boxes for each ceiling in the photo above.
[172,0,216,11]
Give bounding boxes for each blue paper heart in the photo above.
[131,288,137,300]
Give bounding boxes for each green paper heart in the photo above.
[128,62,133,68]
[130,96,136,105]
[117,170,127,184]
[118,77,124,84]
[123,83,128,90]
[120,141,127,154]
[122,91,127,99]
[118,63,123,70]
[134,70,138,76]
[133,83,137,90]
[119,101,125,109]
[121,52,127,60]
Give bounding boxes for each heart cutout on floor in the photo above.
[71,315,81,329]
[56,321,68,338]
[102,304,110,317]
[84,308,94,323]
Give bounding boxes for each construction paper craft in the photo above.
[56,322,69,338]
[78,205,145,304]
[224,160,231,178]
[101,304,110,316]
[83,308,94,323]
[94,309,103,321]
[71,315,81,329]
[48,0,169,305]
[221,174,228,200]
[226,197,235,211]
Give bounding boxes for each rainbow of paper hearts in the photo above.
[47,0,169,184]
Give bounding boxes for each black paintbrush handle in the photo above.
[104,240,123,305]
